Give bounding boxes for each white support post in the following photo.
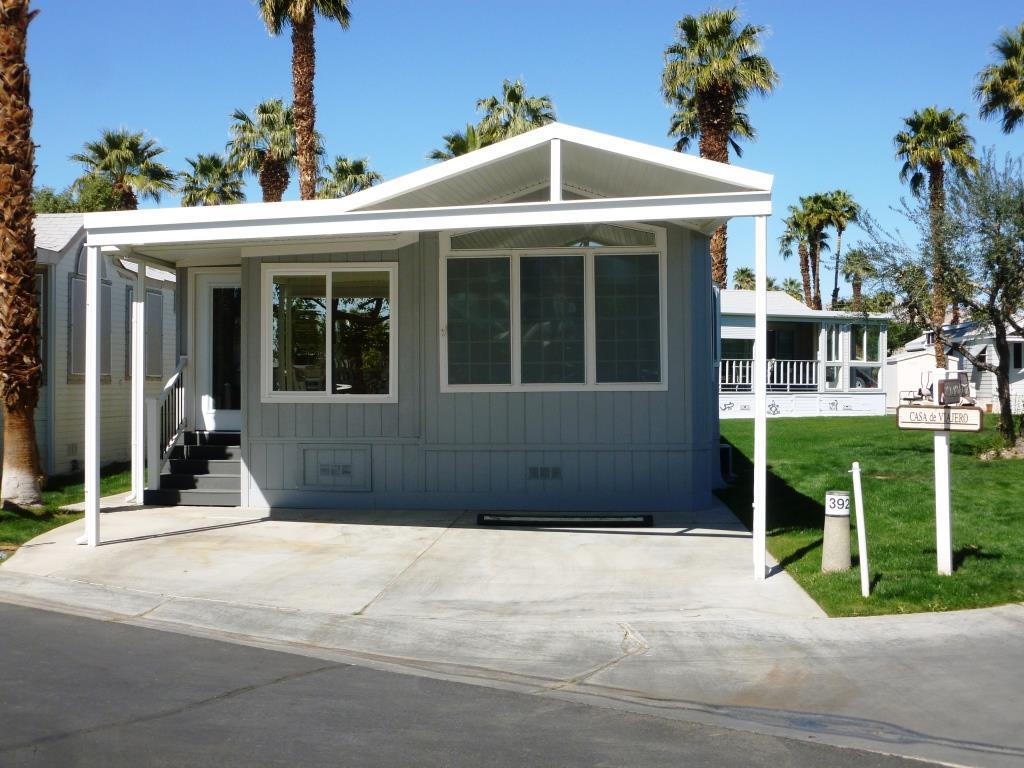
[82,245,101,547]
[753,215,768,579]
[933,366,953,575]
[549,138,562,202]
[130,264,146,502]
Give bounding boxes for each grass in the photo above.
[718,416,1024,617]
[0,463,131,552]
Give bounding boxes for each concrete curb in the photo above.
[2,570,1022,768]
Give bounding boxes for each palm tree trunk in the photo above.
[809,242,822,310]
[0,0,42,507]
[830,226,844,308]
[852,277,862,310]
[928,164,947,367]
[798,244,812,307]
[697,84,732,287]
[114,182,138,211]
[291,13,318,201]
[259,158,290,203]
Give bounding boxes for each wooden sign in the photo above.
[897,405,984,432]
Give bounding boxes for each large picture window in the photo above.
[262,264,396,402]
[441,232,666,392]
[849,323,883,390]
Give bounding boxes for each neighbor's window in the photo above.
[721,339,754,359]
[1013,342,1023,370]
[442,243,664,390]
[266,265,395,400]
[848,324,882,389]
[849,366,881,389]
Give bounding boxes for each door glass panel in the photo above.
[520,255,585,384]
[331,271,391,395]
[272,275,327,392]
[211,287,241,410]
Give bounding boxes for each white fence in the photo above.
[720,359,819,393]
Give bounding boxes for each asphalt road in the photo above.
[0,603,938,768]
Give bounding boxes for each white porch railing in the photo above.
[720,358,819,393]
[146,356,188,490]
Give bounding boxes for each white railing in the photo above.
[720,359,819,393]
[146,356,188,490]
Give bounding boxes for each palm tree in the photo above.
[781,277,802,301]
[258,0,351,201]
[179,153,246,207]
[227,99,296,203]
[820,190,860,308]
[0,0,42,506]
[766,276,779,291]
[428,122,488,161]
[667,92,755,155]
[779,203,829,309]
[895,106,977,366]
[732,266,755,290]
[975,23,1024,133]
[317,156,381,198]
[661,7,779,288]
[842,248,875,311]
[70,128,175,211]
[476,78,556,142]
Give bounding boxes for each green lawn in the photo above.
[718,416,1024,616]
[0,464,131,552]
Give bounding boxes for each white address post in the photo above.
[932,368,953,576]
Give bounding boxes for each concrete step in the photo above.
[183,431,241,447]
[143,488,241,507]
[168,444,242,461]
[159,473,240,491]
[167,458,241,476]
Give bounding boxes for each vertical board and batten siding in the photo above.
[242,225,717,512]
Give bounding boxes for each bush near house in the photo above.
[0,464,130,552]
[718,416,1024,616]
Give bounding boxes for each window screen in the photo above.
[446,258,511,385]
[520,255,585,384]
[594,253,660,383]
[145,290,163,378]
[69,276,111,377]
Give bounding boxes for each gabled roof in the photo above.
[720,289,889,321]
[83,123,773,260]
[34,213,84,253]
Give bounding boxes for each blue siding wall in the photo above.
[239,225,717,513]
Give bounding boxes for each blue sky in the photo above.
[28,1,1022,290]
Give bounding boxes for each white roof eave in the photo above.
[84,190,772,251]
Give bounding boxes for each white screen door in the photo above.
[195,271,241,431]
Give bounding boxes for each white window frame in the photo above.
[438,226,669,393]
[847,322,884,391]
[260,262,398,404]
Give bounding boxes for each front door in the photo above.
[195,271,241,431]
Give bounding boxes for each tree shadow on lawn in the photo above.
[717,437,826,537]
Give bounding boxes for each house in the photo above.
[717,289,889,418]
[0,214,176,479]
[76,123,777,577]
[886,323,1024,412]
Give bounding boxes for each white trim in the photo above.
[187,266,241,430]
[83,245,101,547]
[437,226,668,393]
[84,191,772,249]
[550,138,562,202]
[260,262,398,404]
[753,215,768,580]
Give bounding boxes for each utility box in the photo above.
[822,490,852,573]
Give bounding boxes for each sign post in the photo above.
[896,368,983,575]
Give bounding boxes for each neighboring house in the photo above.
[77,123,775,517]
[886,323,1024,412]
[0,214,176,479]
[717,289,889,419]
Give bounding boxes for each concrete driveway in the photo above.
[1,496,822,621]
